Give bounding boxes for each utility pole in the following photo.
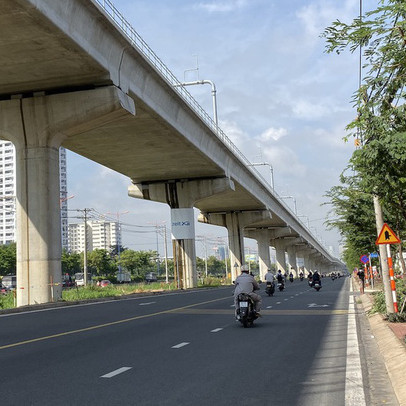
[106,211,129,274]
[78,208,92,286]
[373,195,394,313]
[163,224,169,283]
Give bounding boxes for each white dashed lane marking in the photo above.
[211,328,223,333]
[101,367,132,378]
[172,342,190,349]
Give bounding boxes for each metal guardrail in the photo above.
[92,0,327,251]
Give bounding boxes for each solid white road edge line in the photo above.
[345,281,366,406]
[101,367,132,378]
[172,342,190,349]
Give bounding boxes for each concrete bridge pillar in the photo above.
[129,177,234,289]
[244,229,271,281]
[272,239,287,275]
[199,210,271,281]
[299,252,310,276]
[286,245,298,277]
[0,87,134,306]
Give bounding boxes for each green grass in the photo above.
[0,277,232,310]
[369,278,406,321]
[0,292,15,309]
[62,282,178,301]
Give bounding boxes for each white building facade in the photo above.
[68,220,121,253]
[0,143,68,247]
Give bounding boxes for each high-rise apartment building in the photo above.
[0,143,68,247]
[68,220,121,253]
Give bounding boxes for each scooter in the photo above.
[277,281,285,291]
[265,281,275,296]
[235,293,258,328]
[312,281,322,291]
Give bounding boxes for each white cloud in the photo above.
[219,119,249,149]
[195,0,250,13]
[257,127,288,142]
[262,145,307,178]
[297,0,357,40]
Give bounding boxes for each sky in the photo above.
[67,0,367,260]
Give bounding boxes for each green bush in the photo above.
[370,278,406,321]
[0,292,15,309]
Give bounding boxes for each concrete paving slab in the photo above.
[360,294,406,406]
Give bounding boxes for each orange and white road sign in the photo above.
[376,223,401,245]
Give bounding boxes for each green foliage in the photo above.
[0,291,14,309]
[118,249,157,279]
[369,290,387,314]
[61,249,81,275]
[323,1,406,273]
[370,278,406,320]
[84,249,116,276]
[0,243,16,276]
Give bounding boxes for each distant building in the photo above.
[0,142,68,247]
[68,220,121,253]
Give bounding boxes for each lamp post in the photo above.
[247,162,274,190]
[297,215,310,229]
[173,80,218,130]
[279,196,297,214]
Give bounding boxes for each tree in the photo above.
[323,0,406,312]
[118,250,156,279]
[61,249,81,275]
[0,243,16,276]
[206,256,225,276]
[85,249,116,276]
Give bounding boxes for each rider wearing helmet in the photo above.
[312,270,321,286]
[234,265,262,314]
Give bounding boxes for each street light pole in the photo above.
[279,196,297,214]
[247,162,274,190]
[173,80,218,130]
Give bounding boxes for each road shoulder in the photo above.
[360,293,406,406]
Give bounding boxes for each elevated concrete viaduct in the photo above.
[0,0,343,305]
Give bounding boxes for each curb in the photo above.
[359,293,406,406]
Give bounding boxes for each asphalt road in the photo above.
[0,277,396,405]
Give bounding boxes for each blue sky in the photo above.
[67,0,370,258]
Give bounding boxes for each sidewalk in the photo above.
[359,289,406,406]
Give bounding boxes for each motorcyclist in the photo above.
[289,271,294,282]
[299,271,304,281]
[312,270,321,286]
[307,271,313,286]
[276,269,285,286]
[264,269,275,284]
[234,265,262,314]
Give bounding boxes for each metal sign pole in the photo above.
[386,244,398,313]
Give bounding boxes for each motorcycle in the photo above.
[289,276,294,283]
[300,276,304,281]
[277,281,285,291]
[235,293,258,328]
[265,281,275,296]
[308,279,313,287]
[312,281,322,291]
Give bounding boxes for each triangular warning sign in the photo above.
[376,223,401,245]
